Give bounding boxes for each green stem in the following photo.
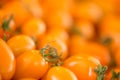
[94,64,108,80]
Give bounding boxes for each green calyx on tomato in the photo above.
[40,44,63,66]
[94,64,108,80]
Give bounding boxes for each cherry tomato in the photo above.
[72,1,102,22]
[7,35,36,57]
[0,39,16,80]
[2,1,31,26]
[70,36,111,66]
[38,34,68,60]
[13,50,48,80]
[43,66,78,80]
[63,55,100,80]
[21,18,46,39]
[44,11,72,31]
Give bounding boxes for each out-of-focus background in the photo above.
[1,0,120,80]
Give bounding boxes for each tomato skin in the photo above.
[70,36,111,66]
[7,35,36,57]
[115,48,120,67]
[38,34,68,60]
[0,39,16,80]
[2,1,31,26]
[43,66,78,80]
[0,74,2,80]
[13,50,48,80]
[18,78,38,80]
[63,55,100,80]
[21,18,46,39]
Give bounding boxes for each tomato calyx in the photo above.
[0,14,13,41]
[111,70,120,80]
[40,44,63,66]
[99,37,112,47]
[94,64,108,80]
[70,24,82,36]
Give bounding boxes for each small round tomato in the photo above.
[38,34,68,60]
[72,1,103,22]
[72,20,95,40]
[20,0,43,17]
[2,1,31,26]
[47,29,69,45]
[21,18,46,39]
[70,36,111,66]
[44,66,78,80]
[7,35,36,57]
[44,11,72,31]
[63,55,100,80]
[0,39,16,80]
[13,50,48,80]
[98,14,120,53]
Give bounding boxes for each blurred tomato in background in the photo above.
[0,0,120,80]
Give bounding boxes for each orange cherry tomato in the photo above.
[13,50,49,80]
[2,1,31,26]
[70,36,111,66]
[99,14,120,53]
[7,35,36,57]
[72,1,103,22]
[44,66,78,80]
[40,0,73,13]
[44,11,73,31]
[72,20,95,40]
[63,56,100,80]
[38,34,68,60]
[20,0,43,18]
[21,18,46,39]
[0,39,16,80]
[47,29,69,45]
[63,55,100,80]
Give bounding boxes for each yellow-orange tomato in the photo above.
[0,39,16,80]
[99,14,120,53]
[72,1,102,22]
[44,11,72,31]
[115,48,120,67]
[47,29,69,45]
[2,1,31,26]
[38,34,68,59]
[72,20,95,40]
[70,36,111,66]
[40,0,73,13]
[21,18,46,39]
[20,0,43,18]
[13,50,48,80]
[44,66,78,80]
[63,55,100,80]
[7,35,36,57]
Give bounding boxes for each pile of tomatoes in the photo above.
[0,0,120,80]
